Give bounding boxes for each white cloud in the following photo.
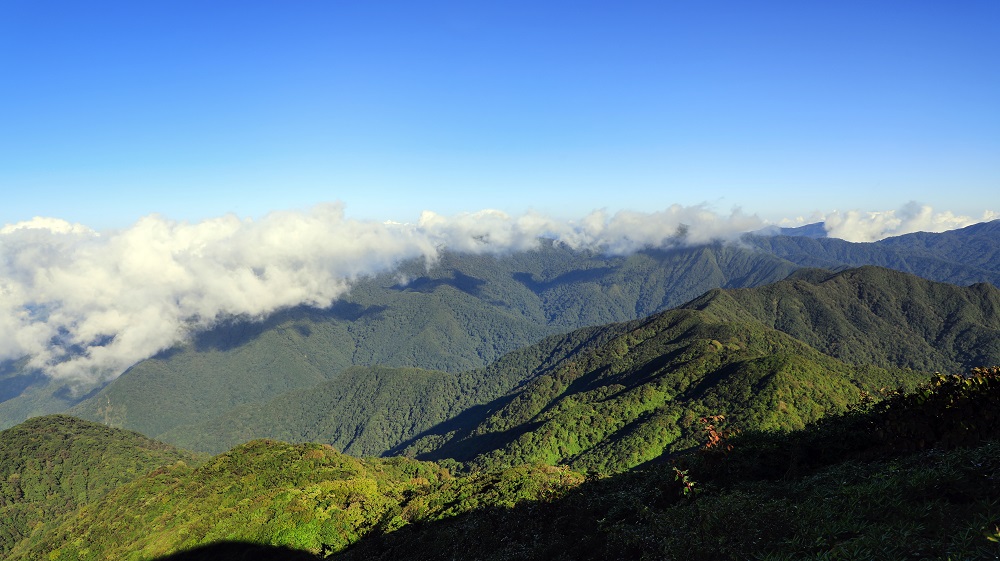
[0,201,992,383]
[822,202,997,242]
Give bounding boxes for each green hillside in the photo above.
[6,438,581,560]
[65,242,800,441]
[8,369,1000,561]
[0,360,100,430]
[161,266,993,462]
[157,322,621,455]
[6,221,999,438]
[333,369,1000,561]
[0,415,203,557]
[400,307,926,473]
[683,265,1000,372]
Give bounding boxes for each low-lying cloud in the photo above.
[0,202,992,384]
[822,203,997,242]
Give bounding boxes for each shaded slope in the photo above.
[333,369,1000,561]
[399,308,925,473]
[158,324,621,455]
[683,265,1000,372]
[0,415,203,556]
[0,360,101,429]
[161,267,997,460]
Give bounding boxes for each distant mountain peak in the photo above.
[753,222,828,239]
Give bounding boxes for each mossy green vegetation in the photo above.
[0,369,995,561]
[9,367,999,561]
[684,265,1000,372]
[400,307,927,474]
[3,258,1000,559]
[6,438,582,560]
[334,368,1000,561]
[0,415,204,557]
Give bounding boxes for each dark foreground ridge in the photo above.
[152,541,319,561]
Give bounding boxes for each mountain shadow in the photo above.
[152,542,320,561]
[191,302,387,353]
[392,271,486,297]
[337,371,1000,561]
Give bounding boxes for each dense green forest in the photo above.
[56,242,801,440]
[3,368,999,560]
[0,416,204,557]
[683,265,1000,372]
[2,223,1000,559]
[135,266,998,459]
[334,368,1000,561]
[2,222,999,437]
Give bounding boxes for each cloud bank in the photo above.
[821,203,997,242]
[0,202,992,383]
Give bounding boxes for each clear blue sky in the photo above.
[1,0,997,229]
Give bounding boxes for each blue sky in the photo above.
[1,0,997,229]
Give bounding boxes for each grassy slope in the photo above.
[0,415,204,557]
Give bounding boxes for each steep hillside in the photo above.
[683,266,1000,372]
[0,415,203,556]
[11,369,1000,561]
[0,361,92,429]
[6,439,580,560]
[155,267,995,459]
[157,323,622,455]
[6,221,999,438]
[399,308,926,473]
[66,242,800,440]
[334,370,1000,561]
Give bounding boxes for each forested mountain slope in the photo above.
[683,265,1000,372]
[745,219,1000,286]
[64,243,800,439]
[155,267,995,460]
[333,370,1000,561]
[398,307,926,473]
[157,323,622,455]
[8,369,1000,561]
[0,415,203,557]
[5,438,578,560]
[3,221,998,442]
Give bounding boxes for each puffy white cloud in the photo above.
[0,201,992,383]
[823,202,997,242]
[0,203,764,383]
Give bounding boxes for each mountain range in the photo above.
[1,221,999,558]
[4,221,999,441]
